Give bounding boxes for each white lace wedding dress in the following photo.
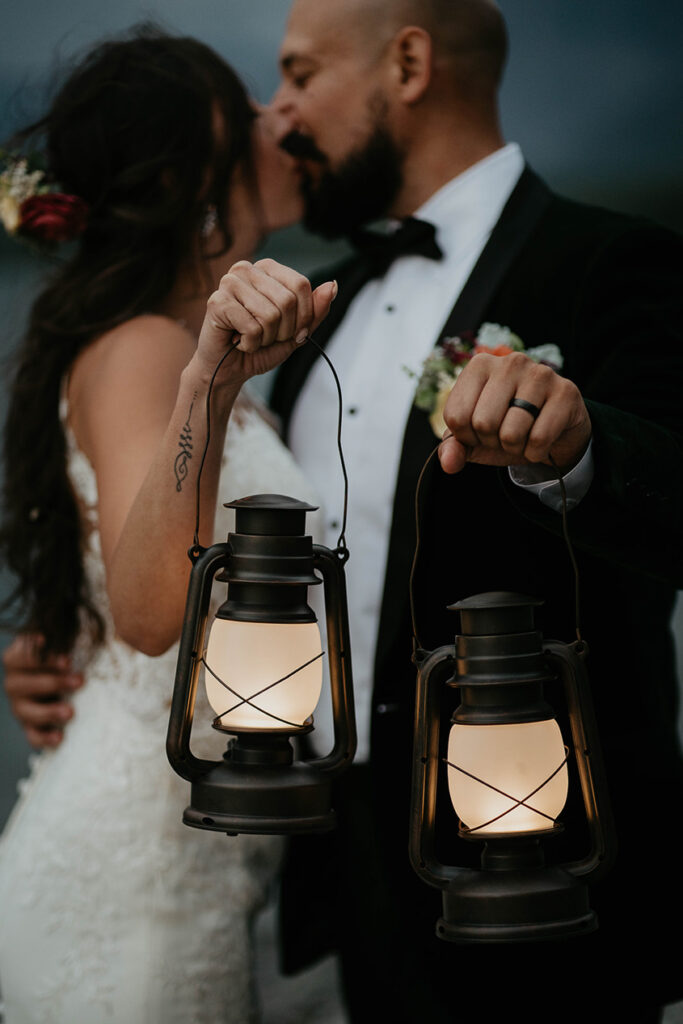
[0,396,320,1024]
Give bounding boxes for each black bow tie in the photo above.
[349,217,443,279]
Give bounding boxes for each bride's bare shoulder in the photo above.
[67,314,196,460]
[72,314,194,386]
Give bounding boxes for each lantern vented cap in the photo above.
[224,494,318,538]
[449,592,543,638]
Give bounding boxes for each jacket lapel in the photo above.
[373,168,554,680]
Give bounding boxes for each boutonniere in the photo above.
[405,323,564,438]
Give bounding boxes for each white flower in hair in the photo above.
[0,154,48,235]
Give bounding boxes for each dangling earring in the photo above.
[201,203,218,238]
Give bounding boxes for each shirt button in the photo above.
[376,703,399,715]
[330,519,339,530]
[385,304,395,313]
[348,406,358,416]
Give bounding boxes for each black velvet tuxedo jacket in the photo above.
[270,169,683,996]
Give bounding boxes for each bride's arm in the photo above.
[69,261,336,656]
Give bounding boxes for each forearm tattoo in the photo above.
[174,396,196,492]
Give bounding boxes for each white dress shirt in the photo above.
[289,144,591,759]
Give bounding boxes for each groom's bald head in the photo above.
[288,0,507,94]
[275,0,507,231]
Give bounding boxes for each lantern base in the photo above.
[437,855,597,943]
[182,733,336,835]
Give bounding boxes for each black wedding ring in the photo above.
[509,398,541,420]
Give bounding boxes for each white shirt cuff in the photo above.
[508,440,594,512]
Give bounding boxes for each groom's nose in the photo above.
[268,89,298,145]
[252,102,292,154]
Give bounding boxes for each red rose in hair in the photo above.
[19,193,88,243]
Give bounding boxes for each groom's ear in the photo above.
[388,26,433,104]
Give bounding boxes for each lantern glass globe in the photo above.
[205,619,323,730]
[447,719,569,834]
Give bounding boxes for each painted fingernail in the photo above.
[296,329,309,345]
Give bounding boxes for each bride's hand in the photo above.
[196,258,337,382]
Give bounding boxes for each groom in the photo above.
[267,0,683,1021]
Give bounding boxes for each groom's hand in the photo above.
[438,351,592,475]
[3,635,83,749]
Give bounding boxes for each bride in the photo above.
[0,28,335,1024]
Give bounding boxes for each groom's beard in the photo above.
[281,122,404,239]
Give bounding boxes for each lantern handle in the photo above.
[307,545,357,776]
[409,644,459,888]
[544,640,618,883]
[167,543,231,782]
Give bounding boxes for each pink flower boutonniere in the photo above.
[405,323,564,438]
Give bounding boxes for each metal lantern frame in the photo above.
[166,494,356,836]
[409,591,617,944]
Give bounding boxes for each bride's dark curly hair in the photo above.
[0,26,257,652]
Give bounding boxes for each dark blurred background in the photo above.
[1,0,682,825]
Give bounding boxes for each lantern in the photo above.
[410,591,616,942]
[167,494,355,835]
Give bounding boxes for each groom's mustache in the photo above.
[279,130,327,163]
